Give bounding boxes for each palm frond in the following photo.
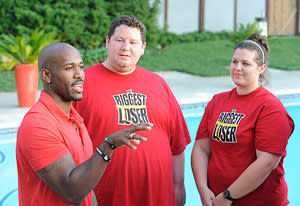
[0,29,58,70]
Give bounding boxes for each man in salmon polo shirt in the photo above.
[16,42,152,206]
[73,15,191,206]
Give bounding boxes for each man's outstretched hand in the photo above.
[107,123,153,150]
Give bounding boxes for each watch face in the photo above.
[223,189,235,201]
[223,190,229,197]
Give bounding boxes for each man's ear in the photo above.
[105,36,110,49]
[40,68,52,83]
[141,42,146,56]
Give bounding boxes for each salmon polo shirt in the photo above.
[16,91,93,206]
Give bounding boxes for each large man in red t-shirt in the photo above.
[73,15,191,206]
[16,42,152,206]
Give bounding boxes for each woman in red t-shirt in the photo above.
[191,33,294,206]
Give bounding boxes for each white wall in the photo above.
[155,0,267,33]
[167,0,200,34]
[204,0,234,32]
[237,0,266,26]
[155,0,200,33]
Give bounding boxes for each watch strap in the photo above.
[223,189,236,201]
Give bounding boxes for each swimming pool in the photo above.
[0,94,299,205]
[0,128,18,206]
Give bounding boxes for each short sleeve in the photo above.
[167,88,191,155]
[196,98,214,140]
[19,118,69,171]
[255,102,294,156]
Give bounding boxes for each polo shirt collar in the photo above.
[39,90,83,123]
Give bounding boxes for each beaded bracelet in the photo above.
[96,147,111,162]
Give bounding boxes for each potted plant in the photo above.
[0,29,57,107]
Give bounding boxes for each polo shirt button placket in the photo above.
[73,121,84,146]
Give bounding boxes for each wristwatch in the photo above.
[223,189,236,201]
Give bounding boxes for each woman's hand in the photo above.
[199,186,215,206]
[212,193,232,206]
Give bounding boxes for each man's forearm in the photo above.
[174,182,186,206]
[173,152,186,205]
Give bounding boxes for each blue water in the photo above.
[0,97,299,206]
[0,131,18,206]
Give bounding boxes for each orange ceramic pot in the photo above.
[14,64,38,107]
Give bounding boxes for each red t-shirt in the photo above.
[16,91,93,206]
[196,86,294,206]
[73,64,191,206]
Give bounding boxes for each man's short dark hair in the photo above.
[108,15,146,43]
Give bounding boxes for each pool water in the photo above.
[0,129,18,206]
[0,96,299,205]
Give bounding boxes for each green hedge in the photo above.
[0,0,160,48]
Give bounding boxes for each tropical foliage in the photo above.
[230,21,262,45]
[0,29,57,71]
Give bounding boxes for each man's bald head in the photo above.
[38,42,80,72]
[38,42,84,103]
